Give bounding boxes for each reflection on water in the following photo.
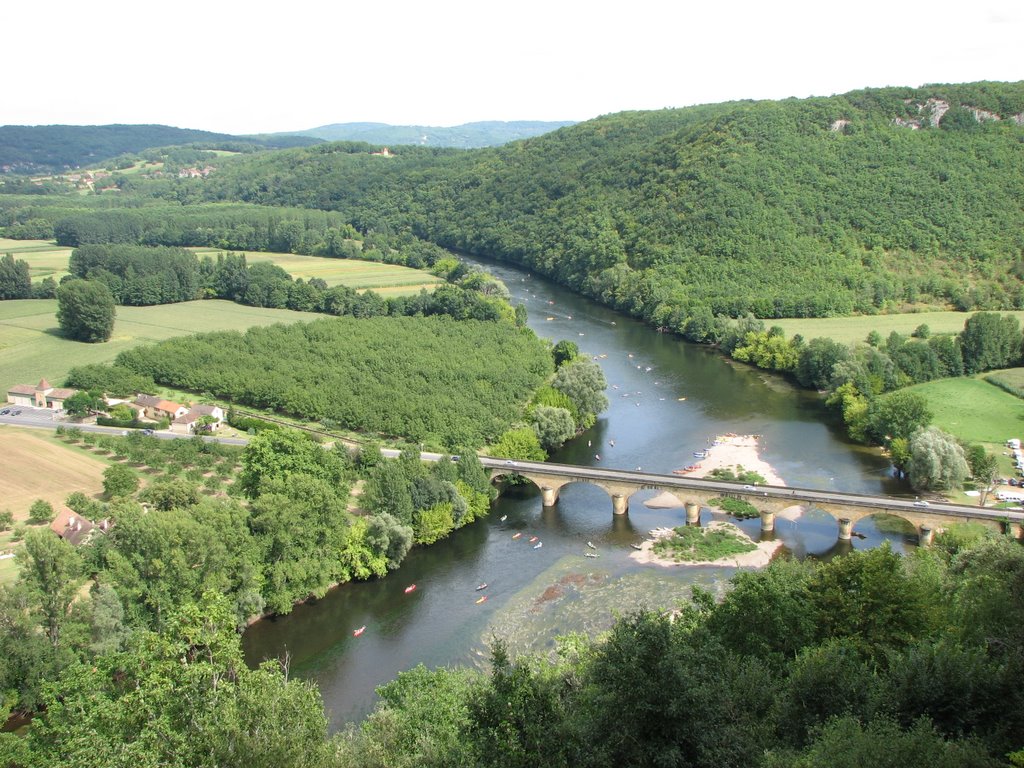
[243,256,914,730]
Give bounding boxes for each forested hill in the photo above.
[0,124,321,174]
[280,120,576,148]
[189,81,1024,326]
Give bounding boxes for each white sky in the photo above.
[6,0,1022,135]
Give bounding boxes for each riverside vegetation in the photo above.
[3,532,1023,767]
[2,81,1024,764]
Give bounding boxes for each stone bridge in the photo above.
[479,458,1024,545]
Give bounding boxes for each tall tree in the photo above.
[16,529,82,648]
[0,253,32,299]
[55,278,116,342]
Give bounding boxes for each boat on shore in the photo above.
[586,541,597,550]
[584,552,598,558]
[404,584,416,594]
[673,464,700,474]
[353,626,366,637]
[630,543,644,551]
[693,450,708,458]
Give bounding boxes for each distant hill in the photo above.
[0,124,322,174]
[282,120,576,148]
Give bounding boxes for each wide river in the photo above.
[242,256,910,730]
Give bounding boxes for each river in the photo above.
[242,255,911,730]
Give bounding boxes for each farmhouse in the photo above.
[6,378,77,410]
[134,395,187,422]
[171,404,226,435]
[49,508,110,547]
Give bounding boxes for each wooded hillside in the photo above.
[184,81,1024,326]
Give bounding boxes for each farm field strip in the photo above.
[773,311,1024,345]
[903,376,1024,446]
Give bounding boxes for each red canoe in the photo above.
[404,584,417,594]
[353,625,366,637]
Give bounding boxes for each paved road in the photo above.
[0,407,248,446]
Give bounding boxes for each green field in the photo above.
[0,238,73,283]
[0,299,328,388]
[3,239,443,295]
[190,247,443,292]
[772,311,1024,346]
[900,376,1024,446]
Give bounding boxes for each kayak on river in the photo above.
[475,583,488,591]
[353,626,366,637]
[404,584,416,594]
[512,532,522,539]
[476,595,488,604]
[529,536,538,543]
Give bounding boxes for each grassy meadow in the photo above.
[900,376,1024,446]
[0,238,73,283]
[772,310,1024,346]
[0,299,327,388]
[190,247,443,293]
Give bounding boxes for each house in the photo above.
[6,378,77,410]
[134,395,187,422]
[49,508,110,547]
[171,404,226,435]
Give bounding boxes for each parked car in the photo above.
[12,410,21,416]
[0,408,9,415]
[142,429,155,436]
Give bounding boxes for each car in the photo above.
[743,484,755,491]
[121,430,129,436]
[913,499,929,507]
[505,460,516,466]
[0,409,9,415]
[450,455,460,462]
[142,429,155,436]
[12,410,21,416]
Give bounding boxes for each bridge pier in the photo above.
[760,510,775,533]
[837,518,853,541]
[685,502,701,526]
[612,494,628,516]
[918,525,933,547]
[541,486,559,507]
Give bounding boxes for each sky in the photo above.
[6,0,1023,135]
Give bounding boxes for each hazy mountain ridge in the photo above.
[281,120,576,148]
[0,124,322,174]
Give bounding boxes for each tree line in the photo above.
[4,521,1023,767]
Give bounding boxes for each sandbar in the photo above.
[630,522,784,569]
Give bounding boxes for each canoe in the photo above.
[533,542,543,549]
[529,536,538,543]
[353,626,366,637]
[476,595,488,604]
[586,541,597,549]
[404,584,416,594]
[512,533,522,539]
[475,583,488,591]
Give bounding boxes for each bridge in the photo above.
[478,457,1024,545]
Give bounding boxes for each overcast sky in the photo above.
[6,0,1022,135]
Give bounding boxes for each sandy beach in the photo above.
[636,433,794,568]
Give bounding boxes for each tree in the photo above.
[16,528,82,648]
[0,254,31,300]
[965,444,999,505]
[102,464,139,498]
[552,358,608,429]
[491,427,546,461]
[61,390,101,418]
[55,278,116,343]
[532,406,576,451]
[796,338,850,389]
[870,390,932,443]
[551,340,579,368]
[27,499,55,524]
[908,426,969,492]
[958,312,1022,374]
